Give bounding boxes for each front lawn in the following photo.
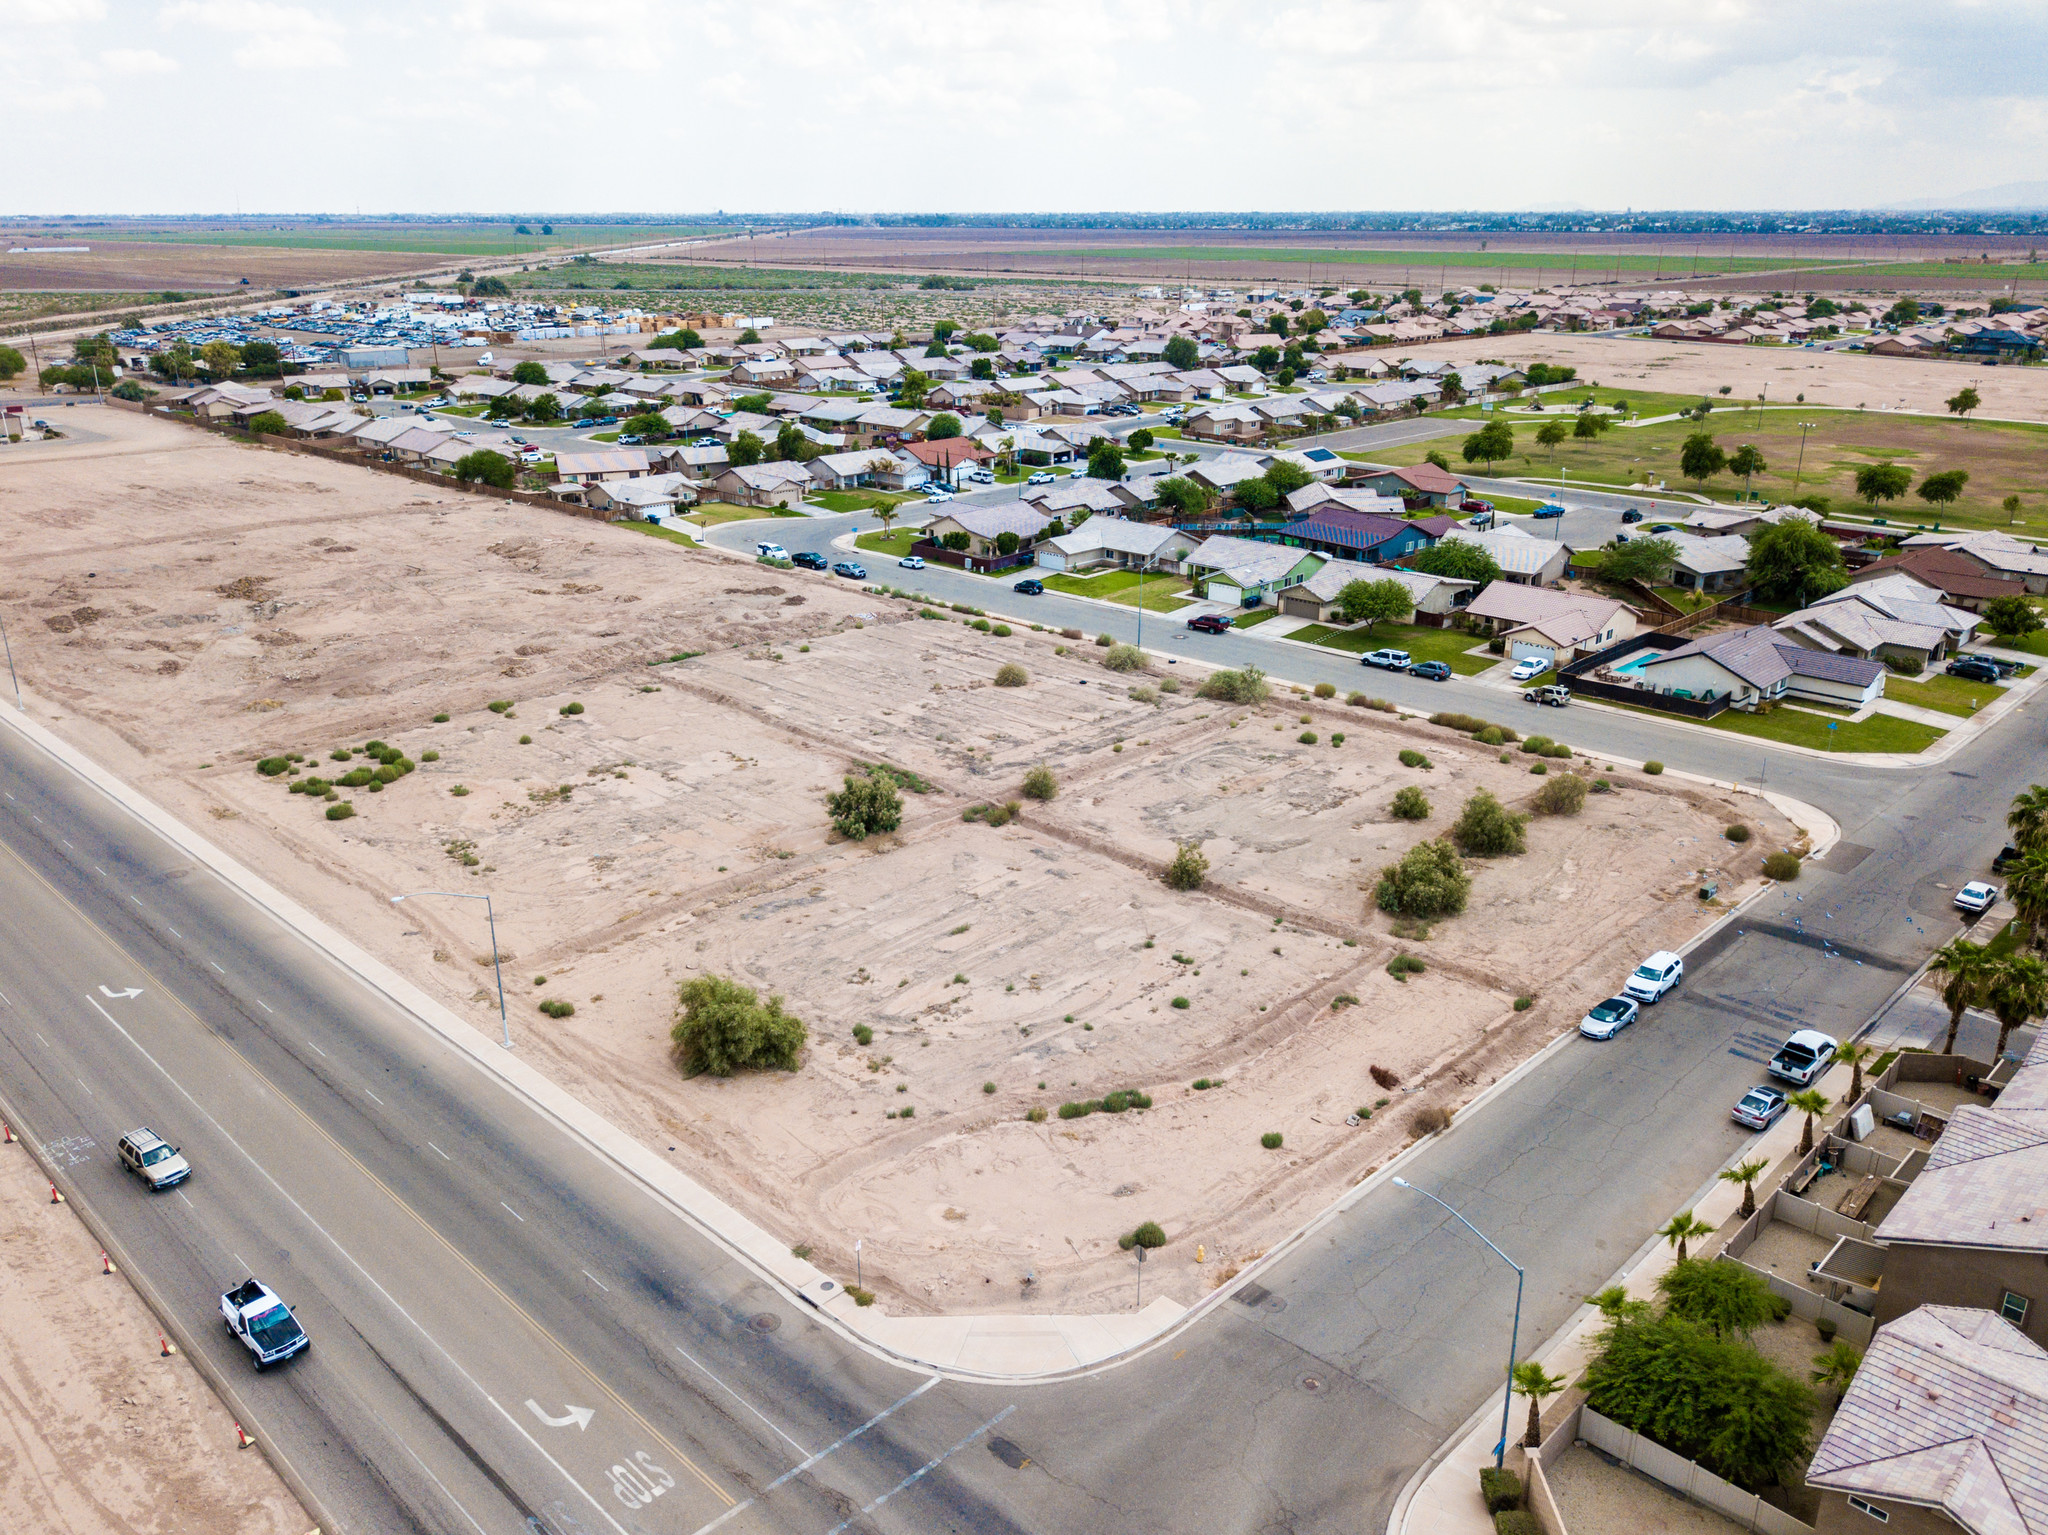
[1984,629,2048,658]
[1609,699,1946,753]
[854,528,923,558]
[682,501,782,528]
[1232,607,1280,628]
[813,489,913,515]
[1040,569,1192,611]
[1042,569,1148,598]
[1290,621,1497,674]
[1885,669,2030,718]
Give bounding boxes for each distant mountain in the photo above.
[1884,181,2048,211]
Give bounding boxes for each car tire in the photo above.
[252,1355,265,1372]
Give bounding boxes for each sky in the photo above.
[8,0,2046,215]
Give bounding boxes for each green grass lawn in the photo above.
[681,501,782,528]
[623,521,698,548]
[1232,607,1279,628]
[813,489,913,515]
[1885,669,2030,717]
[1040,569,1193,610]
[854,528,922,558]
[1982,629,2048,658]
[1609,699,1946,753]
[1290,621,1497,674]
[590,430,621,443]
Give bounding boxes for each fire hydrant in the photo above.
[1196,1244,1206,1264]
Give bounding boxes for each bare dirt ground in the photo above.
[0,407,1792,1316]
[0,243,442,294]
[0,1139,310,1535]
[1426,331,2048,423]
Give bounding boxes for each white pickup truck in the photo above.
[220,1278,310,1370]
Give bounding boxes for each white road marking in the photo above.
[427,1141,450,1160]
[234,1251,249,1271]
[94,866,106,876]
[582,1269,609,1293]
[765,1374,942,1493]
[306,1040,326,1057]
[819,1405,1016,1535]
[167,928,180,939]
[501,1202,524,1222]
[130,895,142,905]
[62,838,72,847]
[488,1397,632,1535]
[0,988,10,1006]
[256,999,272,1013]
[75,1078,92,1096]
[675,1343,809,1458]
[365,1089,383,1105]
[34,1031,48,1047]
[178,1191,194,1209]
[208,961,224,973]
[400,1439,490,1535]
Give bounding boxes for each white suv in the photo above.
[1623,950,1684,1004]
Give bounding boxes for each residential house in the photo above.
[1774,576,1977,670]
[651,444,729,477]
[1658,531,1755,593]
[1183,535,1324,607]
[1020,481,1143,519]
[1186,454,1274,497]
[1901,530,2048,596]
[1806,1305,2048,1535]
[1463,586,1639,666]
[806,449,902,492]
[1435,524,1572,586]
[923,504,1054,559]
[1345,462,1471,507]
[1283,484,1409,519]
[552,447,653,486]
[1034,518,1196,575]
[184,381,276,419]
[712,463,815,507]
[1276,564,1475,624]
[899,437,996,485]
[1183,404,1266,441]
[583,473,697,519]
[1633,625,1887,709]
[1851,545,2029,612]
[1275,506,1441,566]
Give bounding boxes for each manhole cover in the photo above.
[1298,1374,1325,1393]
[748,1313,781,1334]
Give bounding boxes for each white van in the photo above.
[756,542,789,561]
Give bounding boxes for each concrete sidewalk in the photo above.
[1388,1054,1860,1535]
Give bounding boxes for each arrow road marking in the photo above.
[525,1399,596,1431]
[98,986,143,1000]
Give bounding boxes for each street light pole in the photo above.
[0,607,22,710]
[391,891,509,1047]
[1392,1177,1526,1469]
[1791,421,1817,494]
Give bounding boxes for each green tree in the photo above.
[1788,1088,1830,1155]
[1154,477,1212,518]
[670,974,807,1077]
[624,412,668,439]
[1267,311,1290,338]
[2006,784,2048,854]
[1727,444,1767,498]
[1745,518,1847,606]
[1336,577,1414,631]
[1679,431,1726,484]
[1987,950,2048,1061]
[1885,297,1920,327]
[1656,1211,1713,1263]
[1986,596,2048,640]
[931,319,958,342]
[1811,1341,1863,1402]
[1718,1156,1769,1219]
[826,770,903,840]
[897,369,930,409]
[246,410,288,436]
[525,392,562,423]
[2008,848,2048,949]
[1424,449,1453,472]
[1946,385,1980,420]
[1601,536,1679,585]
[510,360,549,386]
[453,450,517,488]
[1572,411,1604,440]
[1086,439,1125,480]
[1929,937,1994,1054]
[1451,790,1527,857]
[1232,477,1279,514]
[1512,1361,1569,1448]
[1916,469,1969,505]
[1164,841,1210,891]
[969,356,995,380]
[1834,1040,1876,1103]
[728,430,765,467]
[199,341,241,380]
[1535,420,1568,456]
[1163,335,1200,370]
[470,275,511,297]
[1656,1258,1778,1339]
[1412,541,1503,584]
[237,340,282,376]
[0,344,24,379]
[1251,345,1280,372]
[1854,462,1912,508]
[1461,420,1514,470]
[1128,427,1155,451]
[1438,371,1466,405]
[650,327,703,351]
[773,421,814,462]
[738,327,761,344]
[924,413,962,442]
[1374,838,1470,918]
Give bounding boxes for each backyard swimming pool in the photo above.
[1610,649,1669,677]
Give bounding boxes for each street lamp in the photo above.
[1791,422,1817,494]
[391,891,510,1048]
[1391,1176,1525,1469]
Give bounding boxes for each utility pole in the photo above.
[1791,421,1817,493]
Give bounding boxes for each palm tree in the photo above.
[2005,848,2048,946]
[1658,1211,1714,1263]
[2007,784,2048,854]
[1835,1041,1875,1104]
[1789,1088,1831,1155]
[873,499,900,539]
[1985,952,2048,1062]
[1810,1340,1864,1403]
[1586,1284,1648,1324]
[1719,1156,1770,1219]
[1511,1360,1570,1448]
[1929,938,1995,1053]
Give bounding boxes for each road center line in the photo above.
[501,1202,524,1222]
[427,1141,450,1160]
[582,1269,609,1292]
[819,1405,1017,1535]
[674,1343,810,1459]
[765,1374,942,1493]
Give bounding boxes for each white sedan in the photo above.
[1509,657,1550,682]
[1955,881,2000,914]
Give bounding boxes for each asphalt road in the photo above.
[2,514,2038,1533]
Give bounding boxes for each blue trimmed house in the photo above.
[1275,507,1447,566]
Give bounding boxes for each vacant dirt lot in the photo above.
[0,242,440,294]
[0,408,1790,1314]
[0,1137,309,1535]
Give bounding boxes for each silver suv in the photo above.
[117,1127,191,1190]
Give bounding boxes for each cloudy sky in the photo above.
[9,0,2043,214]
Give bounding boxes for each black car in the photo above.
[791,551,830,571]
[831,561,867,580]
[1620,509,1643,524]
[1994,843,2022,873]
[1947,655,2002,683]
[1408,660,1452,681]
[1013,578,1044,594]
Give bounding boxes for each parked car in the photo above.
[924,489,954,503]
[1508,657,1550,682]
[968,469,994,484]
[1532,503,1566,519]
[1069,466,1088,478]
[1027,472,1055,485]
[898,555,926,570]
[1459,499,1494,515]
[1362,648,1413,670]
[792,551,830,571]
[220,1278,309,1370]
[618,434,643,445]
[1579,996,1640,1041]
[1955,881,2000,914]
[1622,950,1684,1004]
[1646,523,1677,534]
[116,1127,190,1191]
[1994,843,2022,872]
[1767,1029,1839,1087]
[1013,578,1045,595]
[1947,655,2003,683]
[831,562,867,580]
[755,542,789,561]
[1408,660,1451,681]
[1187,613,1233,634]
[1523,683,1571,707]
[1619,508,1643,524]
[1731,1084,1789,1131]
